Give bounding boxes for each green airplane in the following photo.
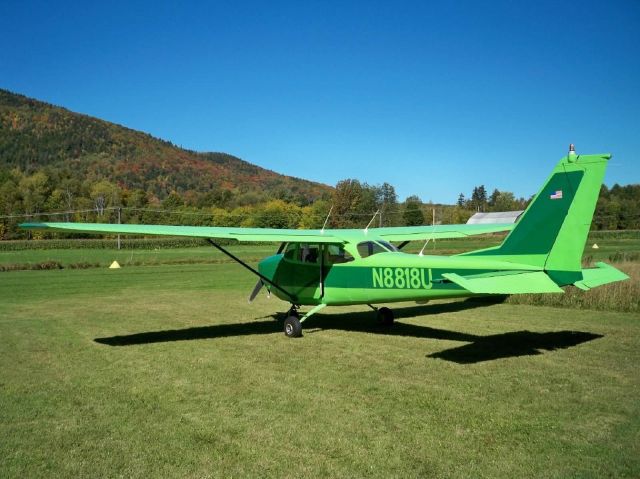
[21,148,628,337]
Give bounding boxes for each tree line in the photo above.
[456,185,530,212]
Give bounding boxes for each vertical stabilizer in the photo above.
[465,149,611,285]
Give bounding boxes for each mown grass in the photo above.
[1,263,639,478]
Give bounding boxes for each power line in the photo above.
[0,208,113,220]
[2,206,640,223]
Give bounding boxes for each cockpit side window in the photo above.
[326,244,354,264]
[357,241,387,258]
[284,243,357,264]
[300,244,320,263]
[284,243,321,263]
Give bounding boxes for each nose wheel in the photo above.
[283,315,303,338]
[282,304,327,338]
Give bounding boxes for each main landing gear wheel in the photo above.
[377,307,394,327]
[283,315,303,338]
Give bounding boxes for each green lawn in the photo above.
[1,263,639,478]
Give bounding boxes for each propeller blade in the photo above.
[248,279,264,303]
[248,243,283,303]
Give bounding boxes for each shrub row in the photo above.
[582,251,640,265]
[588,230,640,239]
[0,261,64,272]
[0,237,216,251]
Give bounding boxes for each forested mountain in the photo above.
[0,89,331,207]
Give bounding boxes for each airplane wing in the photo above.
[372,223,514,242]
[20,221,513,244]
[19,222,345,244]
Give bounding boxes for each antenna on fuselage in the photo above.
[320,205,333,234]
[363,210,380,234]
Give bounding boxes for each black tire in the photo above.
[377,307,394,326]
[283,315,303,338]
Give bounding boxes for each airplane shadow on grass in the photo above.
[95,299,603,364]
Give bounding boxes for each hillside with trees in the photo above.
[0,89,330,204]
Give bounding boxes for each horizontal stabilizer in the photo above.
[573,262,629,290]
[442,271,564,294]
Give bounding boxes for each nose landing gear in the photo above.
[282,304,327,338]
[283,315,303,338]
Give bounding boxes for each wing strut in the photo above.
[206,238,297,302]
[320,245,325,298]
[397,241,410,250]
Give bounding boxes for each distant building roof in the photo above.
[466,210,524,224]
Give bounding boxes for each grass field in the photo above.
[1,257,639,477]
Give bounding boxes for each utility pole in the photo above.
[117,207,121,250]
[432,208,435,226]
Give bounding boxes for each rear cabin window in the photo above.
[357,241,387,258]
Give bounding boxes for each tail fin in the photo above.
[465,149,611,285]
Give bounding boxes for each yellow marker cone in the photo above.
[109,261,121,269]
[592,243,599,249]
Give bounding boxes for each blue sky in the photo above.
[1,0,639,202]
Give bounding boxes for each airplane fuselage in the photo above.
[258,240,539,306]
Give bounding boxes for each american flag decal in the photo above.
[550,190,563,200]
